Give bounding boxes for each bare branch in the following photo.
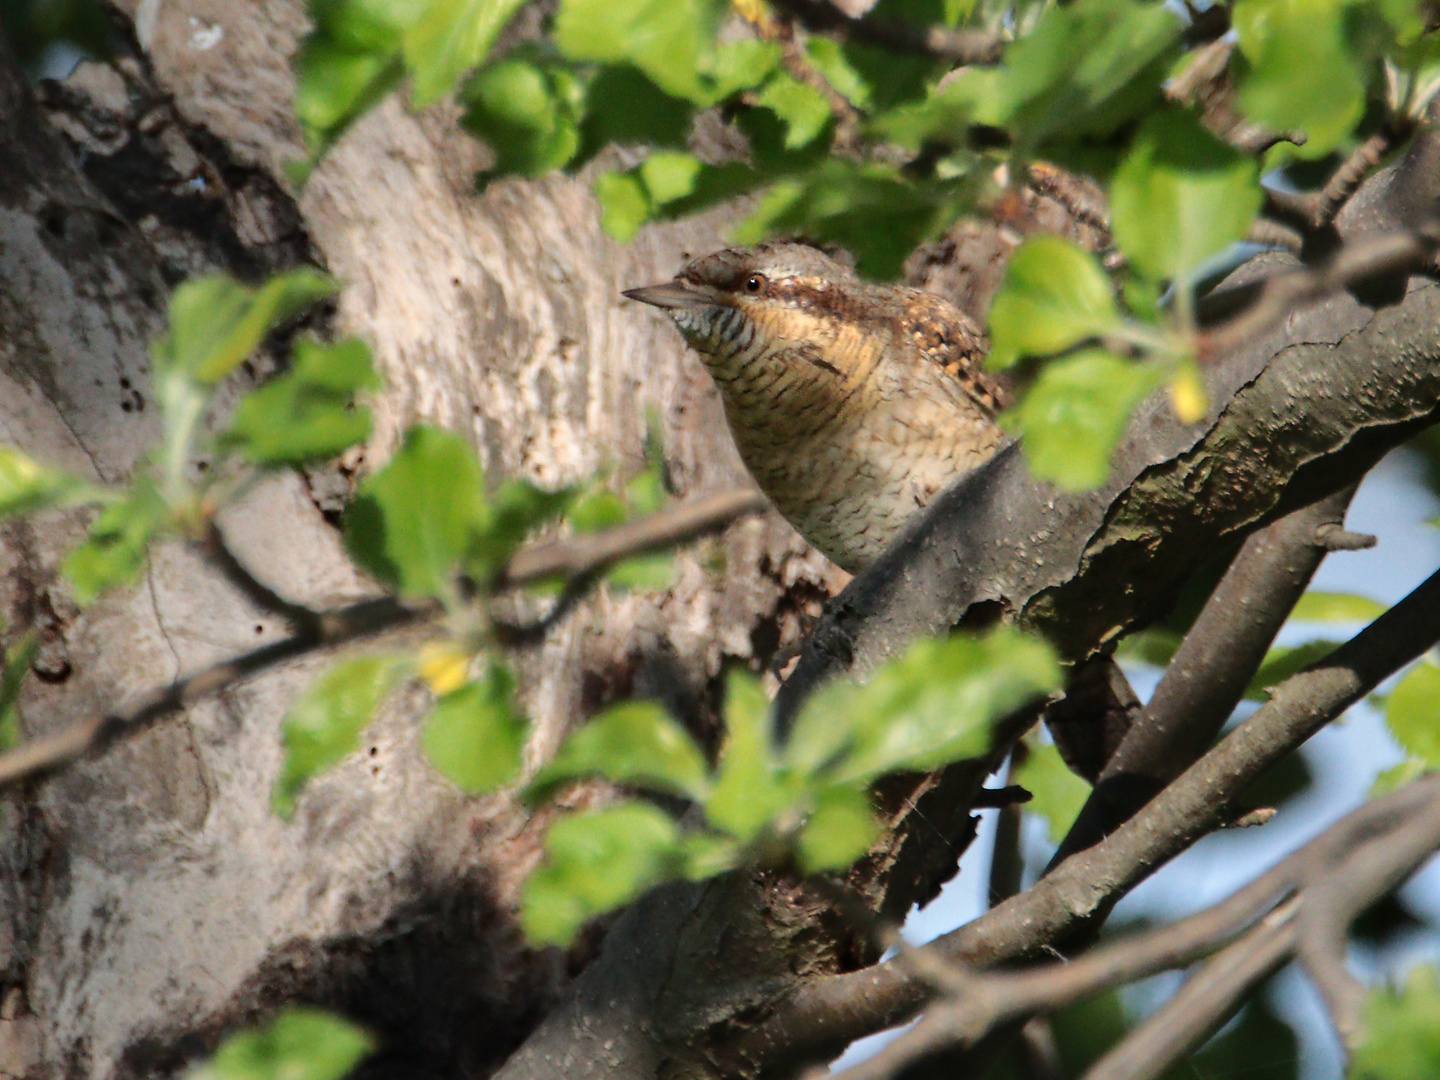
[0,595,425,790]
[742,566,1440,1071]
[496,489,767,587]
[1081,900,1300,1080]
[825,777,1440,1080]
[0,489,767,791]
[1198,228,1440,360]
[1052,486,1355,864]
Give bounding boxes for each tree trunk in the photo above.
[0,6,839,1076]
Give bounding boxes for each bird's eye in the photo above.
[744,273,766,294]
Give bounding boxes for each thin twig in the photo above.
[773,0,1004,65]
[200,518,322,635]
[1197,227,1440,360]
[1081,900,1301,1080]
[1313,124,1410,228]
[824,777,1440,1080]
[1051,487,1354,865]
[739,566,1440,1069]
[497,489,767,587]
[0,489,768,791]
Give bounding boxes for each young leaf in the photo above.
[1372,757,1428,796]
[1385,659,1440,767]
[797,785,880,872]
[553,0,723,104]
[422,661,527,793]
[520,801,684,945]
[1000,0,1182,148]
[187,1006,374,1080]
[755,73,831,150]
[1110,108,1262,283]
[0,632,38,753]
[1013,743,1091,845]
[153,270,337,384]
[1244,639,1340,701]
[595,170,653,242]
[466,476,574,578]
[402,0,527,106]
[1351,965,1440,1079]
[293,41,404,173]
[1007,349,1163,490]
[462,56,585,178]
[528,699,709,802]
[788,626,1062,785]
[224,338,378,466]
[604,552,677,594]
[343,425,487,599]
[0,446,94,520]
[1233,0,1366,158]
[988,237,1121,370]
[706,670,796,841]
[1291,591,1387,623]
[272,654,408,818]
[62,478,169,606]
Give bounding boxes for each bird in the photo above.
[623,241,1009,573]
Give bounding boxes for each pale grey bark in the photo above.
[0,5,838,1076]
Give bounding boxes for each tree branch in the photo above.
[0,489,766,790]
[824,776,1440,1080]
[742,565,1440,1071]
[1052,485,1357,864]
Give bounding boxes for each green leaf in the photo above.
[1013,742,1090,845]
[1000,0,1182,148]
[554,0,723,103]
[224,338,378,466]
[293,42,402,168]
[595,170,653,242]
[707,670,796,841]
[466,476,574,579]
[677,830,741,879]
[1007,349,1162,490]
[734,161,972,280]
[1386,658,1440,767]
[988,236,1121,370]
[462,56,584,178]
[604,552,677,594]
[422,661,527,793]
[1372,757,1428,796]
[520,801,684,944]
[788,627,1061,784]
[639,151,703,206]
[403,0,527,106]
[1245,639,1340,700]
[62,478,169,606]
[1110,108,1262,282]
[154,270,338,384]
[0,445,94,520]
[272,654,407,818]
[1351,965,1440,1079]
[1292,591,1387,623]
[755,73,831,150]
[343,425,487,599]
[1233,0,1367,158]
[806,37,870,108]
[1116,627,1182,668]
[528,699,709,802]
[187,1006,374,1080]
[797,785,880,871]
[0,633,38,754]
[567,488,628,533]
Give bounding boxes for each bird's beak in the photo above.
[622,281,711,309]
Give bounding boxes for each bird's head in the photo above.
[623,242,865,377]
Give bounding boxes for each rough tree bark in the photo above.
[4,4,1439,1080]
[0,5,843,1076]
